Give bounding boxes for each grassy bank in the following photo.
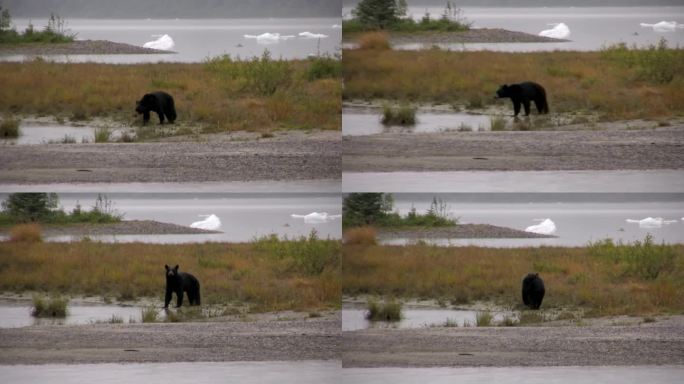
[343,238,684,316]
[0,235,341,312]
[0,54,341,133]
[342,44,684,121]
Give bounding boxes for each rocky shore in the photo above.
[378,224,554,240]
[0,40,175,55]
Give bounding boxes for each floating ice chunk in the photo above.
[332,24,342,29]
[525,218,557,235]
[626,217,677,229]
[291,212,341,224]
[244,32,295,44]
[299,31,329,39]
[639,21,683,32]
[539,23,570,39]
[143,34,175,51]
[190,214,221,231]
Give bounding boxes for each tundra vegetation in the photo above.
[0,193,122,226]
[0,52,341,134]
[0,6,75,44]
[0,232,341,312]
[343,39,684,121]
[343,193,457,229]
[343,0,471,33]
[343,236,684,317]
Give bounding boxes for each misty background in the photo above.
[1,0,341,18]
[343,0,683,7]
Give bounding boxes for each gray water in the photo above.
[0,361,340,384]
[0,193,342,243]
[343,106,495,136]
[0,301,148,328]
[383,193,684,247]
[343,6,684,51]
[341,366,684,384]
[343,170,684,193]
[2,18,342,62]
[0,123,131,145]
[342,306,511,331]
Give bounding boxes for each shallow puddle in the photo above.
[0,361,340,384]
[343,106,495,136]
[343,170,684,193]
[343,307,512,331]
[0,302,152,328]
[1,124,129,145]
[342,366,684,384]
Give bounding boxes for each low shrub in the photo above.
[9,223,42,242]
[344,226,377,245]
[357,31,390,50]
[0,118,20,138]
[31,295,68,318]
[366,299,402,321]
[381,104,416,126]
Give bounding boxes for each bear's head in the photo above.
[495,84,511,99]
[135,94,154,114]
[165,264,179,278]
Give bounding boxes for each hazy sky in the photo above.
[2,0,341,18]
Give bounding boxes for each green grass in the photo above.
[108,314,124,324]
[31,295,68,318]
[588,234,677,280]
[381,104,416,126]
[0,118,20,138]
[141,306,159,323]
[476,311,493,326]
[94,127,112,143]
[490,116,507,131]
[366,299,402,321]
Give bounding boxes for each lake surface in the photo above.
[0,123,130,145]
[342,306,511,331]
[343,106,494,136]
[341,366,684,384]
[2,18,342,62]
[383,193,684,247]
[343,170,684,193]
[0,300,148,328]
[0,361,340,384]
[343,6,684,51]
[0,193,342,243]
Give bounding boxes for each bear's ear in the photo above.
[173,265,179,271]
[165,264,169,270]
[534,273,539,277]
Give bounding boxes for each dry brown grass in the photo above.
[0,239,340,312]
[343,244,684,317]
[344,226,377,245]
[8,223,42,242]
[0,58,341,133]
[357,32,391,50]
[342,49,684,121]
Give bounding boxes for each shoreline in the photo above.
[0,40,175,56]
[343,28,569,45]
[377,224,554,240]
[0,220,221,237]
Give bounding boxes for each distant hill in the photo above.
[3,0,341,18]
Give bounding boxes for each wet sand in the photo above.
[343,125,684,172]
[342,315,684,368]
[0,40,173,55]
[0,312,340,364]
[0,130,340,183]
[0,220,220,237]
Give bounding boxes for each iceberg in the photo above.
[539,23,570,39]
[639,21,683,32]
[244,32,295,44]
[299,31,329,39]
[291,212,341,224]
[626,217,677,229]
[143,34,175,51]
[332,24,342,29]
[190,214,221,231]
[525,218,557,235]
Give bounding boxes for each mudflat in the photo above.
[343,125,684,172]
[0,313,340,364]
[342,315,684,368]
[0,131,340,183]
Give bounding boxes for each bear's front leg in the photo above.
[513,101,521,116]
[522,100,531,116]
[143,111,150,124]
[175,289,184,307]
[164,287,173,308]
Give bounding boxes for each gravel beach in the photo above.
[0,312,341,364]
[0,40,173,55]
[343,125,684,172]
[0,220,220,237]
[342,315,684,368]
[344,28,569,45]
[0,130,341,183]
[378,224,554,240]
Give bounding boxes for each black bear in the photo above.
[164,264,200,308]
[135,91,176,125]
[521,273,545,310]
[496,82,549,117]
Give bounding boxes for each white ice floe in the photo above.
[639,21,683,32]
[244,32,295,44]
[291,212,341,224]
[525,218,557,235]
[190,214,221,231]
[626,217,677,229]
[332,24,342,29]
[143,34,175,50]
[539,23,570,39]
[299,31,329,39]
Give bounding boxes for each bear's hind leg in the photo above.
[522,100,531,116]
[513,101,521,116]
[156,111,165,125]
[175,289,184,307]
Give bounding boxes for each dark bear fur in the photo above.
[496,82,549,117]
[164,264,200,308]
[521,272,545,310]
[136,91,176,124]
